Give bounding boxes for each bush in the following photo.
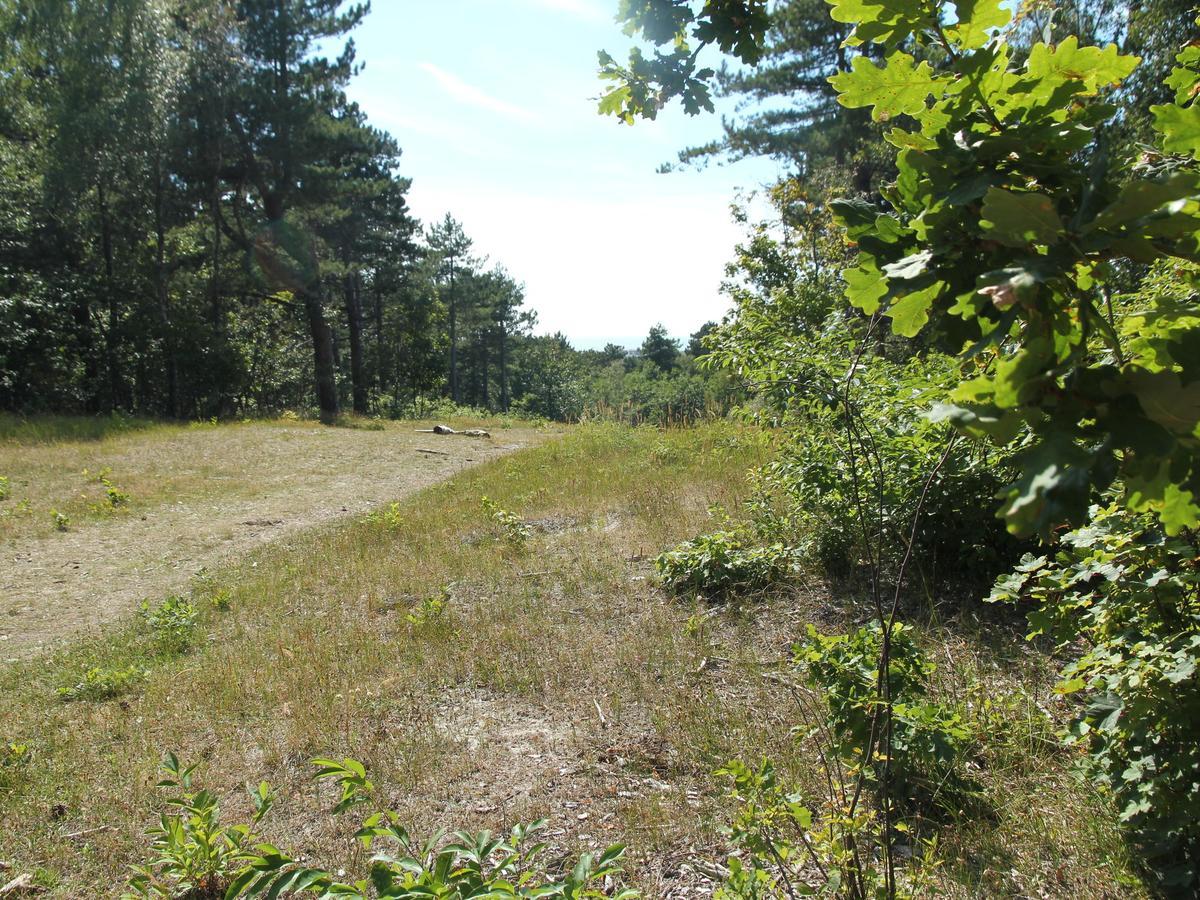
[989,505,1200,890]
[481,496,530,547]
[57,664,145,702]
[655,530,794,599]
[797,622,970,812]
[140,595,199,654]
[128,755,637,899]
[746,351,1026,588]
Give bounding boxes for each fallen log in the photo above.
[415,424,491,438]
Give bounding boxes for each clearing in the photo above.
[0,418,548,658]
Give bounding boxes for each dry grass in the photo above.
[0,422,1142,897]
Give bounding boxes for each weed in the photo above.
[0,740,31,790]
[124,752,275,899]
[128,755,637,899]
[0,475,9,501]
[140,595,199,653]
[365,501,403,530]
[406,587,451,629]
[655,530,794,599]
[481,495,530,546]
[57,665,145,701]
[51,509,69,531]
[210,589,232,611]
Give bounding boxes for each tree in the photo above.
[687,321,717,357]
[639,323,681,371]
[426,214,474,404]
[216,0,371,422]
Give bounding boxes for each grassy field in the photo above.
[0,421,1141,897]
[0,413,546,656]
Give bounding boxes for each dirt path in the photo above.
[1,422,547,659]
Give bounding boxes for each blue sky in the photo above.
[338,0,783,349]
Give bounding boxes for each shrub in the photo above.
[125,752,275,899]
[51,509,69,531]
[797,622,970,812]
[481,496,530,547]
[0,475,9,501]
[655,530,794,599]
[989,504,1200,890]
[128,755,637,899]
[57,665,145,702]
[140,595,199,653]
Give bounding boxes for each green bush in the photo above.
[990,505,1200,890]
[57,664,145,702]
[128,755,637,899]
[140,595,199,654]
[797,622,970,812]
[655,530,794,598]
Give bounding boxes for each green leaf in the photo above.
[980,188,1064,247]
[829,53,939,122]
[887,281,943,337]
[1151,102,1200,159]
[826,0,926,48]
[1025,37,1140,99]
[844,263,888,313]
[945,0,1011,50]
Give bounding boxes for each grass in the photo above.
[0,422,1143,897]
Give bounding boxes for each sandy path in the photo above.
[1,423,545,659]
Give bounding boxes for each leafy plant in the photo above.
[655,530,794,598]
[57,664,145,702]
[210,590,232,612]
[0,740,31,792]
[406,587,451,629]
[0,475,9,501]
[989,504,1200,889]
[124,752,275,899]
[129,755,638,899]
[481,495,530,547]
[51,509,69,531]
[140,595,199,653]
[365,501,403,531]
[797,622,971,812]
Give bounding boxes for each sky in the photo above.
[335,0,784,349]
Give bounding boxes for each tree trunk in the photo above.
[448,260,459,403]
[499,329,509,411]
[155,155,179,418]
[302,285,339,422]
[344,271,368,414]
[97,178,124,412]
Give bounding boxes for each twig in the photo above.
[593,698,609,729]
[414,448,450,456]
[61,826,113,840]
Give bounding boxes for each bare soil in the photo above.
[0,421,546,658]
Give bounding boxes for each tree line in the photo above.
[0,0,731,425]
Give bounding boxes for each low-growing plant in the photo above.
[797,622,971,813]
[51,509,69,531]
[989,504,1200,890]
[210,589,232,612]
[481,495,530,547]
[128,755,637,899]
[364,501,403,531]
[0,741,31,791]
[406,587,451,630]
[140,595,200,653]
[655,530,794,599]
[125,752,275,899]
[57,664,145,701]
[714,758,942,900]
[0,475,9,501]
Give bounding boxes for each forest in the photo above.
[0,0,730,424]
[2,0,1200,898]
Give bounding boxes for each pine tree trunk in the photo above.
[303,285,339,422]
[345,272,368,414]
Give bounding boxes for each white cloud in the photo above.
[417,62,539,123]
